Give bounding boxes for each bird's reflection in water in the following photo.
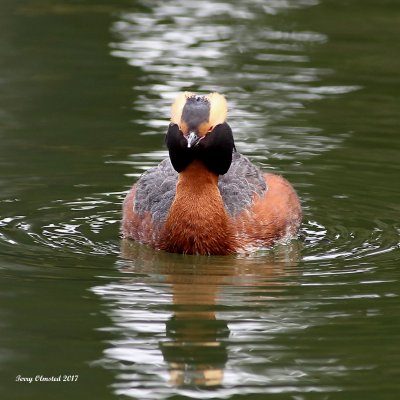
[115,239,301,389]
[160,268,229,387]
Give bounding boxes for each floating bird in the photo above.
[122,92,301,255]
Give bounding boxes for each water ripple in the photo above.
[110,0,360,160]
[0,192,123,264]
[301,219,399,266]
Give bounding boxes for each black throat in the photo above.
[165,122,235,175]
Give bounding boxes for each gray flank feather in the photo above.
[133,153,267,223]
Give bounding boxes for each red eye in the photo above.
[208,126,214,132]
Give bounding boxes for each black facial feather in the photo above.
[165,123,193,172]
[198,122,235,175]
[165,121,235,175]
[196,122,235,175]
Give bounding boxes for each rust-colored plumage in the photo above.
[121,92,302,255]
[160,161,238,255]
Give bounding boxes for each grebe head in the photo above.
[166,92,235,175]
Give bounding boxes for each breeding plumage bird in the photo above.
[122,92,302,255]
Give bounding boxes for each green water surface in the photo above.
[0,1,399,399]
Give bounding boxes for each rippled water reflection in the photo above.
[93,243,307,398]
[1,0,400,399]
[110,0,359,158]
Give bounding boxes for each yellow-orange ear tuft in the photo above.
[171,92,194,124]
[206,92,228,127]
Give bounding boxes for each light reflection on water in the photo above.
[88,2,399,397]
[2,0,384,268]
[110,0,359,159]
[91,237,396,398]
[92,242,331,398]
[1,0,399,398]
